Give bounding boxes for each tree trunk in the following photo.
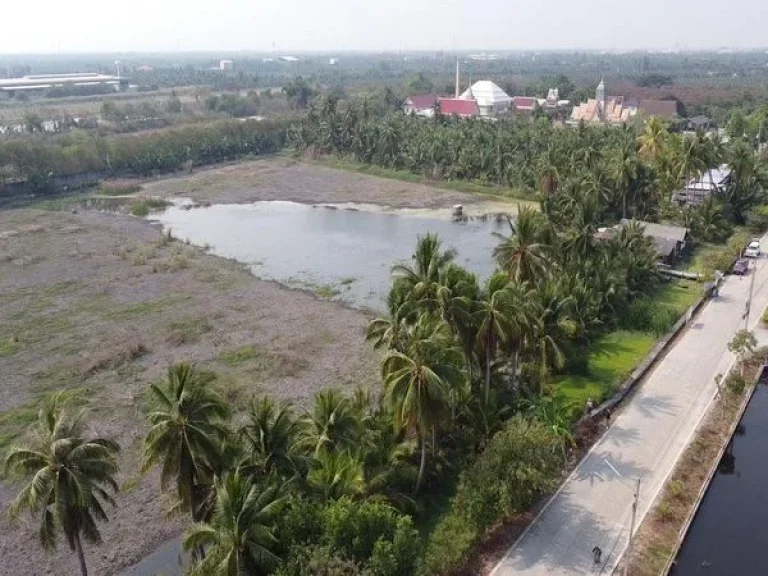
[485,336,492,407]
[414,434,427,495]
[73,532,88,576]
[622,189,627,220]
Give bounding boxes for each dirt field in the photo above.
[138,156,521,212]
[0,209,378,575]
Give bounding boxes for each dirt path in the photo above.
[0,209,377,575]
[137,156,526,212]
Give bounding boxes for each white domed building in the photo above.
[459,80,512,118]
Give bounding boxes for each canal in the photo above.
[671,374,768,575]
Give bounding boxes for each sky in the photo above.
[2,0,767,54]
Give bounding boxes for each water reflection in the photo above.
[151,201,504,311]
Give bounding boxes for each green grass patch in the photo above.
[555,330,656,413]
[218,345,309,378]
[315,284,339,298]
[104,296,188,321]
[98,183,142,196]
[304,155,534,202]
[130,201,150,217]
[218,345,260,366]
[166,315,213,346]
[0,338,19,357]
[653,281,702,315]
[340,277,356,285]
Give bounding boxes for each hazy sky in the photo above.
[2,0,767,53]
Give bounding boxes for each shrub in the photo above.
[130,201,150,217]
[323,498,420,572]
[423,416,561,574]
[761,307,768,325]
[620,298,678,335]
[275,497,420,576]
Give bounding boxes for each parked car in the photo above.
[745,239,762,258]
[733,258,750,275]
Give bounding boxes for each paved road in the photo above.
[492,237,768,576]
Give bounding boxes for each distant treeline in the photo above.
[0,118,288,188]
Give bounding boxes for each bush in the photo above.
[762,307,768,325]
[275,497,420,576]
[422,416,561,574]
[130,201,150,217]
[620,298,678,335]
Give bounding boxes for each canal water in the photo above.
[671,375,768,575]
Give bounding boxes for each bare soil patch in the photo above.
[138,156,507,209]
[0,209,377,575]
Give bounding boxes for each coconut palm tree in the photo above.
[638,116,668,161]
[381,316,464,494]
[306,451,365,501]
[141,362,231,524]
[183,472,286,576]
[492,206,552,283]
[391,233,456,315]
[239,396,300,477]
[610,141,639,219]
[5,393,120,576]
[473,272,533,405]
[298,389,361,457]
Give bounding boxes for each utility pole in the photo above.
[623,478,641,576]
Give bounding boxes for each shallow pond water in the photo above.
[671,374,768,575]
[151,201,505,311]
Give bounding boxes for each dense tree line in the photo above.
[291,96,767,237]
[0,118,288,187]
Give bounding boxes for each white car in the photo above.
[745,239,762,258]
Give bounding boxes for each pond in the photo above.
[150,201,505,311]
[671,374,768,575]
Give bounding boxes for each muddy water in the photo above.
[671,376,768,575]
[151,201,504,311]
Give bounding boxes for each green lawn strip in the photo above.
[653,280,703,314]
[555,280,701,412]
[555,330,656,411]
[301,155,535,203]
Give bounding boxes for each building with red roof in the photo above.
[437,97,478,118]
[512,96,538,113]
[403,94,438,115]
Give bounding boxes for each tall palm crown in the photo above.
[638,116,668,161]
[141,362,231,522]
[391,232,457,315]
[239,396,300,477]
[381,316,464,493]
[492,206,552,284]
[184,472,286,576]
[5,393,120,576]
[298,389,362,457]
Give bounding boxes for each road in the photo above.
[491,237,768,576]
